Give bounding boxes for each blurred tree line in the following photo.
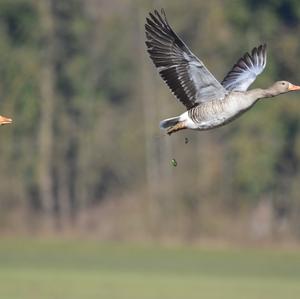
[0,0,300,242]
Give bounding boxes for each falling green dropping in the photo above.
[171,158,177,167]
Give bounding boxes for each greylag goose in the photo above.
[145,10,300,135]
[0,115,12,126]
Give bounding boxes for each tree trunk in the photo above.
[36,0,56,226]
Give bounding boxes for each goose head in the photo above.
[271,81,300,95]
[0,115,12,126]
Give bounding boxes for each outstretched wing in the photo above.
[221,45,267,92]
[145,9,227,109]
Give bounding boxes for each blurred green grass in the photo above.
[0,239,299,299]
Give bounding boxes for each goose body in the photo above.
[176,91,258,130]
[145,10,300,135]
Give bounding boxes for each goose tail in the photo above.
[160,116,180,129]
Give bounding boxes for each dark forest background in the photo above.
[1,0,300,244]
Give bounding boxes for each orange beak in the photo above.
[288,84,300,91]
[0,115,12,126]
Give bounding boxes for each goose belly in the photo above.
[185,100,251,130]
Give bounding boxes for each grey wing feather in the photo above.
[145,9,227,109]
[221,44,267,92]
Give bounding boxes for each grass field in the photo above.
[0,239,299,299]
